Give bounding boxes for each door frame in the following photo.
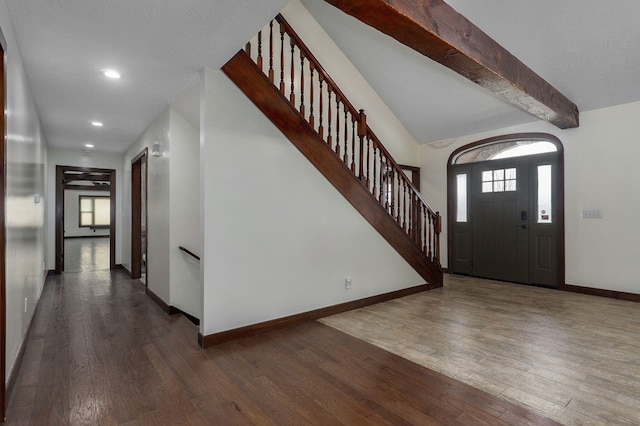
[131,149,148,281]
[55,165,117,273]
[0,26,7,422]
[446,133,565,287]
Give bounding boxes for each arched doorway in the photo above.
[447,133,564,287]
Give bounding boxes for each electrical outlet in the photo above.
[345,277,352,289]
[24,297,28,313]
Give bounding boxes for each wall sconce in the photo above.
[151,140,162,157]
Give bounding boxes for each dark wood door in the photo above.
[471,159,529,283]
[131,149,147,281]
[451,154,558,286]
[0,37,6,422]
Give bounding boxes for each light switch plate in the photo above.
[582,209,602,219]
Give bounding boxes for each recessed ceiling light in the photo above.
[91,121,103,127]
[85,144,94,148]
[103,69,121,79]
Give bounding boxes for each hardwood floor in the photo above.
[5,270,558,425]
[64,237,110,272]
[321,274,640,426]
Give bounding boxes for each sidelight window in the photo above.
[456,174,467,222]
[537,165,552,223]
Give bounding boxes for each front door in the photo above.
[451,153,558,286]
[472,158,529,283]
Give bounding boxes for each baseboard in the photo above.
[114,264,129,274]
[561,283,640,303]
[6,273,54,407]
[199,283,429,348]
[63,235,110,239]
[145,288,172,315]
[145,288,200,326]
[170,307,200,326]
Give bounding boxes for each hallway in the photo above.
[64,237,110,272]
[5,271,556,425]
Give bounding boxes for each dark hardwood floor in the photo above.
[6,270,559,425]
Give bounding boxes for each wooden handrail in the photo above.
[244,14,441,266]
[276,16,435,212]
[274,15,361,120]
[179,246,200,261]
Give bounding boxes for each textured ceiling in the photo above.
[302,0,640,144]
[6,0,640,153]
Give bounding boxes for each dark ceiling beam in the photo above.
[63,172,110,182]
[63,184,110,192]
[323,0,579,129]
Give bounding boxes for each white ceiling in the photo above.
[302,0,640,144]
[5,0,287,153]
[6,0,640,153]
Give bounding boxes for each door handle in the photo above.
[516,224,527,229]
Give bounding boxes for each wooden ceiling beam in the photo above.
[63,184,110,192]
[323,0,579,128]
[63,172,110,182]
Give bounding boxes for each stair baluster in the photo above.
[234,14,443,283]
[268,21,274,83]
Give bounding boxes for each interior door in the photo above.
[131,149,147,281]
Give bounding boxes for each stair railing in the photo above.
[245,14,440,266]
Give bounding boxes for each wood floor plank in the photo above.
[6,270,559,425]
[321,274,640,426]
[245,332,404,425]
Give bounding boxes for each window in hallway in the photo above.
[79,195,110,227]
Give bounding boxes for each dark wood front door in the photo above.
[472,158,529,283]
[451,153,558,286]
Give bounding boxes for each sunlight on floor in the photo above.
[64,237,110,272]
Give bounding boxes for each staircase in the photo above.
[222,14,442,288]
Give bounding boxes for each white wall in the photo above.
[64,189,111,237]
[282,0,419,165]
[169,108,201,319]
[121,105,202,319]
[1,0,48,384]
[419,100,640,294]
[122,108,171,303]
[46,148,123,268]
[201,69,423,336]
